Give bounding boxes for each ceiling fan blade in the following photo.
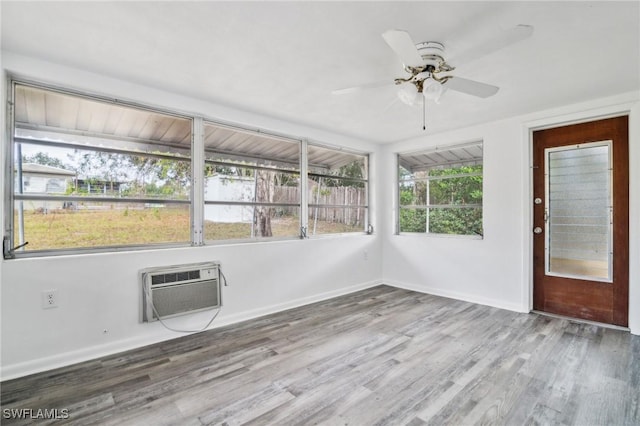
[382,30,424,68]
[332,80,394,95]
[449,24,534,66]
[444,76,499,98]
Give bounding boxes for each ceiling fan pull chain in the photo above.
[423,99,427,131]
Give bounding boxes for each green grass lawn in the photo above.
[17,208,362,251]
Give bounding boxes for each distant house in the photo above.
[75,178,125,195]
[16,163,76,210]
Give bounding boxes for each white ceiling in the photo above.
[1,1,639,144]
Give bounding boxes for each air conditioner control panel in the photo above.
[201,267,218,280]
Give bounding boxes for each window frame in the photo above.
[3,77,373,258]
[5,79,196,257]
[202,120,303,243]
[397,141,484,238]
[306,142,370,237]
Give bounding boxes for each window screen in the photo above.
[203,122,301,240]
[307,144,369,235]
[9,83,192,253]
[5,80,372,257]
[398,142,483,236]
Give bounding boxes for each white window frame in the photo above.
[306,142,370,237]
[3,78,373,258]
[397,141,483,238]
[5,79,194,257]
[202,120,303,243]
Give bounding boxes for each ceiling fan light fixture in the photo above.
[422,77,444,101]
[398,85,421,106]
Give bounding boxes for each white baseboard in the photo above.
[384,279,528,313]
[1,331,177,382]
[216,279,383,328]
[1,279,383,381]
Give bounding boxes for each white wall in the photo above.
[0,52,383,380]
[382,118,526,312]
[382,91,640,334]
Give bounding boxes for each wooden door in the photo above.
[533,116,629,326]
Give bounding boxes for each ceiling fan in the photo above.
[334,25,534,111]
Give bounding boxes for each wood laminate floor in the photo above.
[1,285,639,425]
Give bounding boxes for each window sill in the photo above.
[395,232,483,240]
[204,231,373,247]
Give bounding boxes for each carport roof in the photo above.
[14,84,364,172]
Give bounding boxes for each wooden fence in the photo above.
[275,185,366,226]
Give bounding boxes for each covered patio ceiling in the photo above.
[399,142,482,172]
[14,84,362,171]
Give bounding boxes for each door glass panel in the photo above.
[545,142,612,281]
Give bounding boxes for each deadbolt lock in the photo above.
[533,227,543,234]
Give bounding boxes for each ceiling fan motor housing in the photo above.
[415,41,445,67]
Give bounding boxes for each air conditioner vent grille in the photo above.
[151,269,201,285]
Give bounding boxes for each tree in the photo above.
[69,151,190,199]
[254,170,275,237]
[399,186,427,232]
[427,165,482,235]
[399,165,483,235]
[322,160,366,188]
[22,152,70,170]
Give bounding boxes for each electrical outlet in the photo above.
[42,290,58,309]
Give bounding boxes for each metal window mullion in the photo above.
[205,159,300,175]
[398,171,482,183]
[308,204,368,209]
[204,200,300,208]
[15,137,190,162]
[11,241,193,259]
[5,80,22,254]
[192,117,204,246]
[300,140,309,237]
[364,154,370,233]
[399,204,482,209]
[308,172,368,183]
[14,194,191,204]
[206,149,300,170]
[16,144,25,246]
[426,177,430,233]
[407,159,482,172]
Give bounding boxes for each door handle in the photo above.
[533,227,543,234]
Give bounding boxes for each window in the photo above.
[201,123,370,240]
[398,142,483,236]
[203,122,301,241]
[8,83,192,253]
[4,80,371,257]
[307,144,369,235]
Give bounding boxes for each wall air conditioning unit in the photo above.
[140,261,221,323]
